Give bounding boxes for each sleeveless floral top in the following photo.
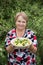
[5,28,38,65]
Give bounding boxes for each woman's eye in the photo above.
[18,20,26,23]
[22,21,26,23]
[18,21,21,22]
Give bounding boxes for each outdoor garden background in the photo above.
[0,0,43,65]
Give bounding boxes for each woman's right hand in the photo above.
[6,44,15,53]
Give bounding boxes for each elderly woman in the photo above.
[5,12,38,65]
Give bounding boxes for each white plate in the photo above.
[11,37,32,49]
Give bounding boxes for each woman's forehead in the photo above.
[16,16,26,21]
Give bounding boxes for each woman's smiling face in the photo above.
[15,16,27,30]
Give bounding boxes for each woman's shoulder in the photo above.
[26,29,35,35]
[7,28,16,35]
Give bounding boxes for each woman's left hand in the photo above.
[26,44,37,54]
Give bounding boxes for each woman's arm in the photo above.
[6,44,15,53]
[29,44,37,54]
[27,30,38,54]
[5,30,16,53]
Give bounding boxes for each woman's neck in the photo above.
[16,28,26,37]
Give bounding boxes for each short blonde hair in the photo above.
[15,12,28,22]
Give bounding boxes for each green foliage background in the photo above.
[0,0,43,65]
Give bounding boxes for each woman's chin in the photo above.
[17,27,24,30]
